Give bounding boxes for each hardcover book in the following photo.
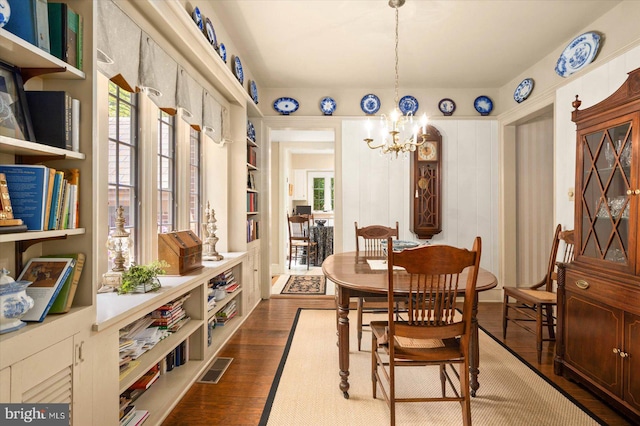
[45,253,85,314]
[0,164,50,230]
[17,257,75,322]
[25,91,72,150]
[47,2,79,68]
[4,0,38,46]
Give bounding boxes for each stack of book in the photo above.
[151,294,191,333]
[212,269,237,292]
[0,165,80,231]
[215,300,238,326]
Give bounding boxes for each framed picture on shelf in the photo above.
[0,61,35,142]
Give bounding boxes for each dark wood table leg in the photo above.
[469,293,480,397]
[337,286,350,398]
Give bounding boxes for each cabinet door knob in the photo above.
[627,189,633,195]
[613,348,621,354]
[620,351,629,358]
[575,280,590,290]
[636,189,640,195]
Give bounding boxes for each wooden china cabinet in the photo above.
[555,68,640,423]
[410,124,442,239]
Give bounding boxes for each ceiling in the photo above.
[211,0,620,91]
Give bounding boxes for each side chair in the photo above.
[354,221,399,351]
[502,224,575,363]
[287,213,318,270]
[371,237,482,426]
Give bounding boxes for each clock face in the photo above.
[418,142,437,161]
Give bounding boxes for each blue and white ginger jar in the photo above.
[0,268,34,334]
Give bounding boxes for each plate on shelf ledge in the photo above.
[204,17,218,51]
[438,98,456,116]
[399,95,419,115]
[192,7,203,31]
[360,94,380,115]
[319,96,336,115]
[219,43,227,63]
[250,80,258,104]
[233,56,244,85]
[555,31,601,78]
[513,78,534,103]
[247,120,255,141]
[273,97,299,115]
[474,95,493,116]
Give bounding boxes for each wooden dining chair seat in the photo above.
[371,237,482,426]
[287,213,318,270]
[502,224,575,363]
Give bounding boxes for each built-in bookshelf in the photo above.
[247,130,259,243]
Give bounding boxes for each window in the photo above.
[189,127,202,235]
[308,172,334,212]
[157,110,176,233]
[107,81,138,266]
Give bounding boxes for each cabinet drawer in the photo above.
[564,269,639,312]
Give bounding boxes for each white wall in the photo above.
[555,45,640,230]
[341,119,499,286]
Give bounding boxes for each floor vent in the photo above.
[198,357,233,384]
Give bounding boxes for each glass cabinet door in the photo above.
[579,119,634,267]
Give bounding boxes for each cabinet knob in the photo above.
[575,280,589,290]
[627,189,633,195]
[613,348,621,354]
[620,351,629,358]
[636,189,640,195]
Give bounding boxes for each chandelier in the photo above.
[364,0,428,158]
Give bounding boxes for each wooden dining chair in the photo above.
[354,221,399,351]
[371,237,482,426]
[502,224,575,363]
[287,213,318,270]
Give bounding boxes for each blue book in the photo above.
[48,171,62,230]
[4,0,37,46]
[0,164,49,230]
[17,257,75,322]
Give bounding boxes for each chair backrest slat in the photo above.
[387,237,482,342]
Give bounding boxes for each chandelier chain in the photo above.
[394,6,399,105]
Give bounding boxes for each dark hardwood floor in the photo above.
[161,299,632,426]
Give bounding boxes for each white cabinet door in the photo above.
[293,170,307,200]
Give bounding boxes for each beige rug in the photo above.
[260,309,603,426]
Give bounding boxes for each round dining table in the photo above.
[322,251,498,399]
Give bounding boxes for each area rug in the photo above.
[280,275,326,295]
[259,309,604,426]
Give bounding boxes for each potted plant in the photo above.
[118,260,170,294]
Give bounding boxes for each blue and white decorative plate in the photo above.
[233,56,244,84]
[192,7,203,31]
[319,97,336,115]
[250,80,258,104]
[474,95,493,116]
[204,18,218,50]
[438,98,456,116]
[247,120,255,141]
[360,94,380,115]
[555,32,601,78]
[399,95,419,115]
[219,43,227,63]
[514,78,534,103]
[273,97,299,115]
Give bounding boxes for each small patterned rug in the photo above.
[281,275,326,295]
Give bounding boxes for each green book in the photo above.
[45,253,85,314]
[47,2,65,61]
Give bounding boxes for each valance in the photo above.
[177,67,203,130]
[139,34,177,114]
[203,90,223,143]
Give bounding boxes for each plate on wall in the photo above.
[204,18,218,50]
[233,56,244,84]
[438,98,456,116]
[360,94,380,115]
[320,97,336,115]
[399,95,419,115]
[219,43,227,63]
[192,7,203,31]
[474,95,493,116]
[273,97,299,115]
[513,78,534,103]
[555,32,601,78]
[250,80,258,104]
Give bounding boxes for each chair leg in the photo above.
[502,293,509,339]
[439,364,446,397]
[545,303,555,339]
[289,244,293,269]
[536,305,543,364]
[389,358,396,426]
[461,359,471,426]
[357,297,364,351]
[371,330,377,398]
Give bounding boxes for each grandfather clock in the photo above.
[411,124,442,239]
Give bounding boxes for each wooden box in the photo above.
[158,230,204,275]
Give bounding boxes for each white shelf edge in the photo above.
[0,228,86,243]
[0,135,85,159]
